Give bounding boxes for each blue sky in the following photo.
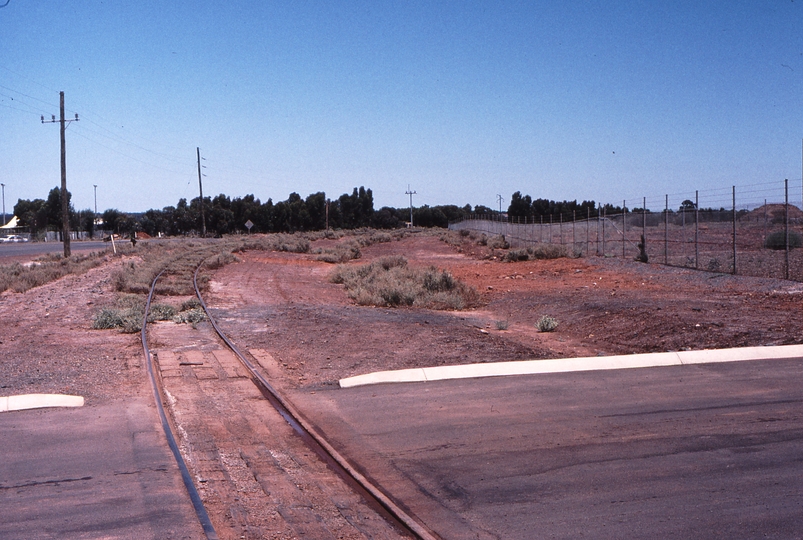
[1,1,802,216]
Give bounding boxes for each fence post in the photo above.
[681,206,685,262]
[596,204,601,256]
[785,179,790,280]
[549,214,553,244]
[732,186,737,275]
[695,190,699,269]
[623,199,626,259]
[665,194,669,265]
[641,197,646,262]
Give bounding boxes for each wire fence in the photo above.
[449,179,803,282]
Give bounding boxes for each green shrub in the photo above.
[92,294,145,333]
[180,297,202,311]
[536,315,559,332]
[148,304,177,321]
[92,308,125,330]
[764,231,803,250]
[173,308,206,324]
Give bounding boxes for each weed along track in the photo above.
[140,259,427,539]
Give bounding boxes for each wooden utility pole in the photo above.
[42,91,78,257]
[197,147,206,237]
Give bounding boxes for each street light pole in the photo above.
[1,183,5,227]
[93,184,97,215]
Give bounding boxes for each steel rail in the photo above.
[142,270,219,540]
[191,263,439,540]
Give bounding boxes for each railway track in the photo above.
[140,260,436,539]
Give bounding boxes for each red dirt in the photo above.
[205,233,803,393]
[3,232,802,538]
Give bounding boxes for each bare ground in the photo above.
[3,232,802,538]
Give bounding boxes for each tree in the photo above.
[102,209,125,234]
[508,191,532,219]
[79,209,95,238]
[13,198,47,234]
[45,187,74,236]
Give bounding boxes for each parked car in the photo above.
[0,235,28,243]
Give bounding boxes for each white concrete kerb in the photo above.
[339,344,803,389]
[0,394,85,412]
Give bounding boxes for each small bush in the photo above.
[504,249,529,262]
[315,240,362,264]
[503,244,570,262]
[205,252,239,270]
[180,297,202,311]
[148,304,177,321]
[536,315,559,332]
[487,235,509,249]
[495,320,509,330]
[92,308,125,330]
[173,308,206,324]
[92,294,145,333]
[529,244,570,260]
[764,231,803,250]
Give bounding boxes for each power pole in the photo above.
[406,185,416,227]
[497,194,504,216]
[196,147,206,237]
[42,91,78,257]
[1,183,5,227]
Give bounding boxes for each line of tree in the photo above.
[12,186,490,238]
[16,186,762,239]
[506,191,619,221]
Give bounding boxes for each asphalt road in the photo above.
[293,358,803,539]
[0,240,109,261]
[0,400,204,539]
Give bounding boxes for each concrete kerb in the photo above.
[339,344,803,389]
[0,394,85,412]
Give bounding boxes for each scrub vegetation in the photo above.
[329,255,479,310]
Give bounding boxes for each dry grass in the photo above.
[0,250,108,294]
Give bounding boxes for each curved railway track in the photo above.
[141,260,436,539]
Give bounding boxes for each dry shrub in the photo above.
[315,240,362,263]
[503,244,571,262]
[330,256,478,310]
[0,251,107,294]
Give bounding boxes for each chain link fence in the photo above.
[450,180,803,282]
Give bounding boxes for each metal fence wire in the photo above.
[449,180,803,282]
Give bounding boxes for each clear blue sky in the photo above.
[1,1,802,216]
